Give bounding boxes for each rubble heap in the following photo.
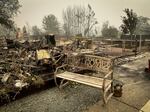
[0,39,45,102]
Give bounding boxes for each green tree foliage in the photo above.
[135,16,150,35]
[101,21,118,38]
[0,0,21,28]
[0,25,16,37]
[32,26,42,36]
[120,8,138,35]
[42,14,59,34]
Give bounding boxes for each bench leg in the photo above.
[54,75,69,89]
[59,79,69,89]
[54,75,59,88]
[103,88,107,105]
[103,83,114,105]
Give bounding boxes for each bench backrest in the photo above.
[66,55,114,73]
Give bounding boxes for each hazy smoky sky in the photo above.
[14,0,150,29]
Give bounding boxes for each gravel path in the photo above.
[0,83,101,112]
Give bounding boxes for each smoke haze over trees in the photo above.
[135,16,150,35]
[42,14,60,34]
[62,4,98,37]
[101,21,119,38]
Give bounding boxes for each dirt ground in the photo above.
[0,52,150,112]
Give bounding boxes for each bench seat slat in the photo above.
[56,71,112,88]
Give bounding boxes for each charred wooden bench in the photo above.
[54,54,114,104]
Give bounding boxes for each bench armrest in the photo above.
[54,64,67,87]
[55,64,68,74]
[104,70,113,79]
[102,70,113,90]
[54,54,65,64]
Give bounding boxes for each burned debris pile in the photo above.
[0,35,65,103]
[0,42,39,102]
